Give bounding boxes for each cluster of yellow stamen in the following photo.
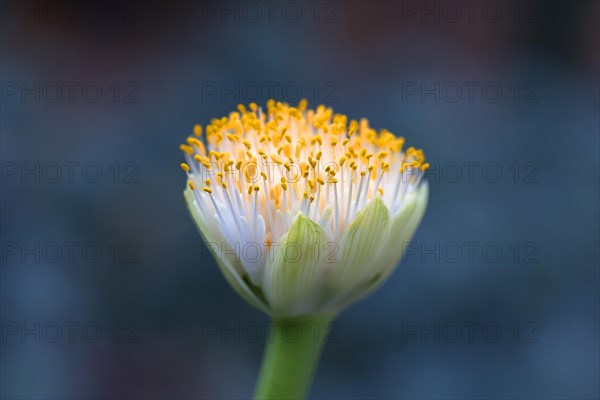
[180,99,427,242]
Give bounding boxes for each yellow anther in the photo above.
[283,144,292,159]
[188,180,195,190]
[203,187,213,194]
[193,124,203,136]
[348,120,359,135]
[261,172,267,180]
[179,144,193,155]
[270,154,282,164]
[243,140,252,150]
[205,179,212,186]
[298,98,308,111]
[295,143,302,158]
[180,163,190,172]
[186,137,201,147]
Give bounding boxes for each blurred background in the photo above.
[1,0,599,398]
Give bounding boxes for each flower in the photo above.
[180,99,428,318]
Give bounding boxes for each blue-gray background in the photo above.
[1,1,598,398]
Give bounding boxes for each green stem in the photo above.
[254,314,334,400]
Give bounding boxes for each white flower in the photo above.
[180,100,428,317]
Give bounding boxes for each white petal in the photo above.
[184,188,269,314]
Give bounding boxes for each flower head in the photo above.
[180,100,428,317]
